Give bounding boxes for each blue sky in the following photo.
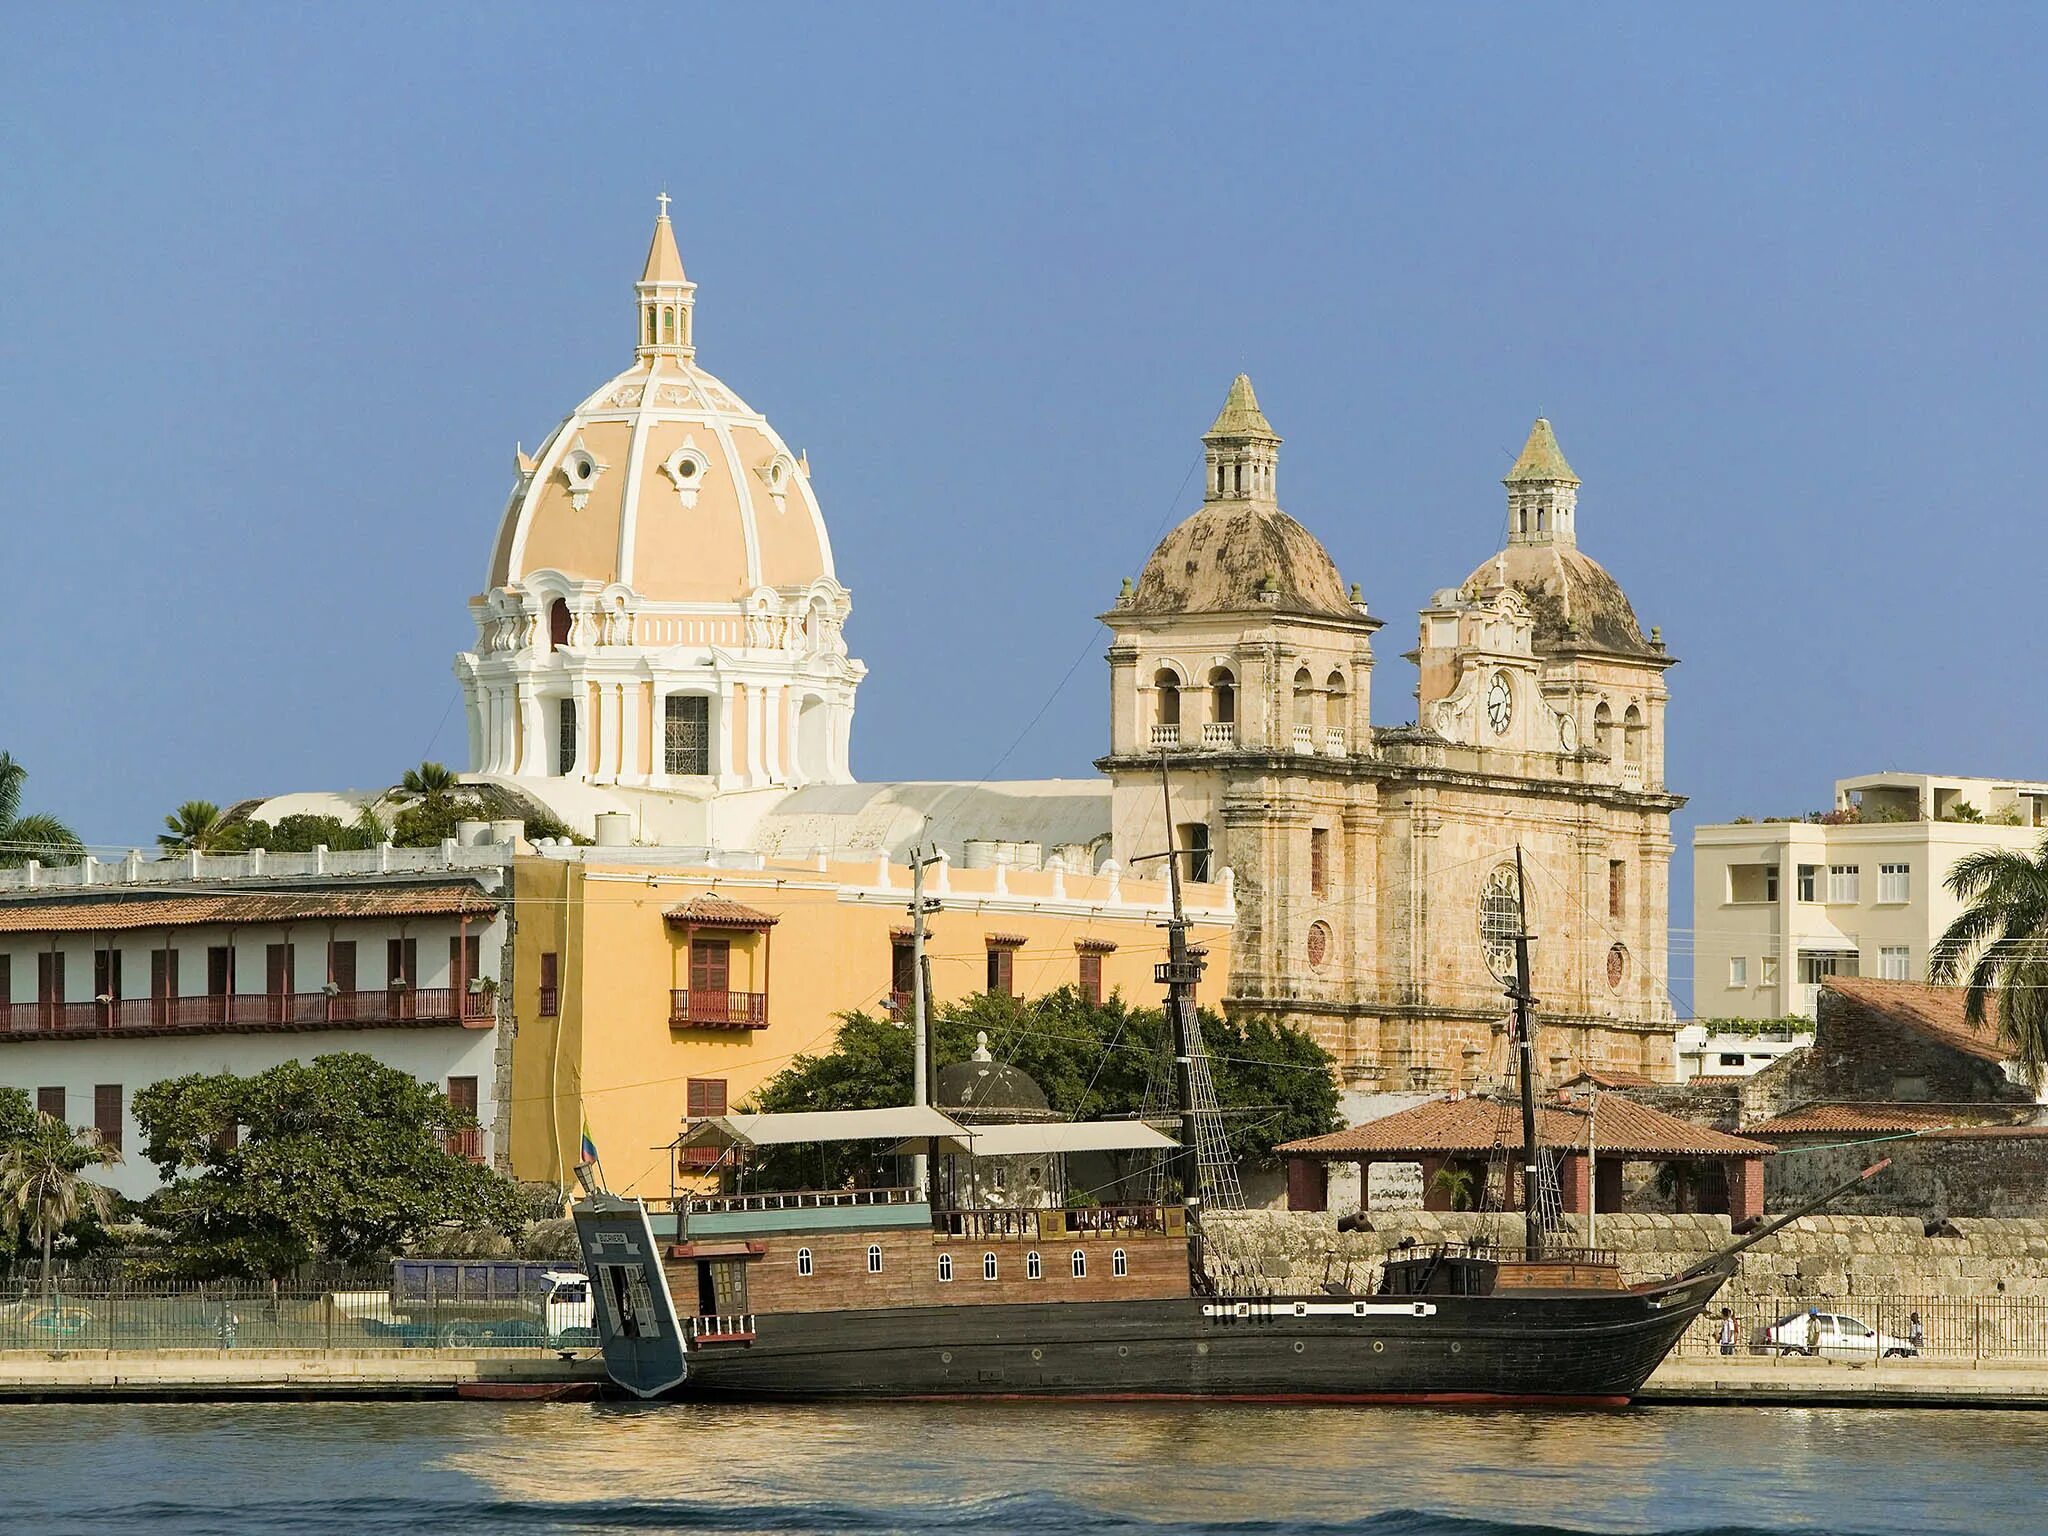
[4,5,2044,1006]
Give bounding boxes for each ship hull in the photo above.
[663,1267,1727,1406]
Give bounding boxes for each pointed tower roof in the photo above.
[1205,374,1278,441]
[1504,417,1578,485]
[641,199,688,284]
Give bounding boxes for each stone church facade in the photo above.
[1100,379,1680,1090]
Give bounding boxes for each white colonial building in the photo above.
[455,203,865,849]
[0,844,515,1199]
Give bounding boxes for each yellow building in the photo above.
[506,852,1233,1198]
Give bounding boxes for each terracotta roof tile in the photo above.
[1278,1093,1768,1159]
[663,894,778,929]
[1822,977,2004,1064]
[1747,1102,1965,1136]
[0,883,498,934]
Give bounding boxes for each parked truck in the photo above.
[353,1260,595,1348]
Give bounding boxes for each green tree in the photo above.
[158,800,233,852]
[391,792,484,847]
[743,990,1339,1189]
[1931,836,2048,1089]
[0,1113,118,1297]
[133,1053,524,1280]
[0,752,84,868]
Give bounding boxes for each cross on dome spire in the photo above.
[636,195,696,361]
[1504,416,1579,547]
[1201,373,1281,504]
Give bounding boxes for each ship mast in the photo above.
[1510,845,1542,1257]
[1151,755,1204,1210]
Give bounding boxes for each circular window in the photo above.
[1607,943,1629,989]
[575,460,592,480]
[1307,921,1331,969]
[1479,865,1524,983]
[677,458,699,480]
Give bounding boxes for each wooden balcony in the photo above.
[443,1126,486,1162]
[669,988,768,1030]
[0,986,493,1042]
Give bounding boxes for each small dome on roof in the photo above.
[1127,376,1356,620]
[937,1031,1056,1122]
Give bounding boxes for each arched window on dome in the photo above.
[645,309,656,346]
[1152,668,1181,745]
[1207,667,1236,732]
[1623,705,1645,772]
[1292,667,1316,745]
[1593,700,1613,753]
[662,307,675,343]
[1325,669,1347,748]
[548,600,571,652]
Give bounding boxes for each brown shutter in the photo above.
[36,1086,64,1120]
[94,1085,122,1154]
[1079,951,1103,1006]
[538,951,559,1016]
[206,947,232,996]
[447,1075,479,1114]
[691,939,730,996]
[328,940,356,992]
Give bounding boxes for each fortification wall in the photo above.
[1201,1209,2048,1304]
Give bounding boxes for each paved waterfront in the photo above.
[0,1399,2037,1534]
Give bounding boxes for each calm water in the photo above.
[0,1401,2038,1535]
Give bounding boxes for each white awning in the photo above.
[897,1121,1181,1157]
[679,1105,974,1154]
[1795,921,1862,955]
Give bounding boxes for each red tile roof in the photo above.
[663,894,779,929]
[1747,1102,1965,1137]
[1822,977,2004,1064]
[1278,1093,1769,1159]
[0,883,498,934]
[1559,1068,1658,1090]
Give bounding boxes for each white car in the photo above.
[1763,1310,1917,1358]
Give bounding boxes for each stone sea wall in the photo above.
[1201,1209,2048,1304]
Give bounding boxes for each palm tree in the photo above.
[0,1114,117,1299]
[401,762,459,801]
[0,752,84,869]
[159,800,233,852]
[1929,837,2048,1090]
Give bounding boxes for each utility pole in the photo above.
[908,845,943,1200]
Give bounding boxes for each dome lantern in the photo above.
[636,194,696,362]
[1202,373,1280,504]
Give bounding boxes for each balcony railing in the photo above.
[1149,723,1181,748]
[1292,724,1315,753]
[1325,727,1346,756]
[0,987,493,1041]
[669,988,769,1030]
[934,1203,1184,1239]
[443,1126,486,1163]
[1201,722,1236,748]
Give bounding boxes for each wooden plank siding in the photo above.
[669,1227,1189,1316]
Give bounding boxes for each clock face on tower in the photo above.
[1486,672,1513,735]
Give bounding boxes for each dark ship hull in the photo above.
[666,1265,1729,1406]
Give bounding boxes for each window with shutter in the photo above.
[682,1077,729,1168]
[691,939,731,997]
[94,1085,122,1154]
[1078,951,1103,1006]
[1310,827,1329,898]
[538,951,559,1016]
[37,1086,65,1121]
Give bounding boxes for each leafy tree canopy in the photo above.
[1931,835,2048,1088]
[744,988,1338,1188]
[133,1053,524,1279]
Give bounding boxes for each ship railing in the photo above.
[678,1186,920,1217]
[686,1312,756,1347]
[1395,1241,1618,1267]
[934,1204,1184,1240]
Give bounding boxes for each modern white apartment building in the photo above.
[1693,772,2048,1022]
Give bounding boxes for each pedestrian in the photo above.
[217,1298,239,1351]
[1718,1306,1738,1356]
[1908,1311,1925,1355]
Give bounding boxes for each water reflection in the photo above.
[0,1401,2041,1535]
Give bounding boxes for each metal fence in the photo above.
[0,1283,581,1354]
[1674,1296,2048,1361]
